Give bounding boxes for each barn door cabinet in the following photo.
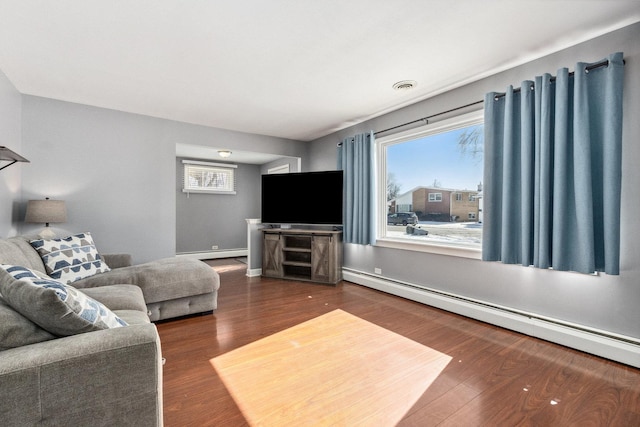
[261,229,343,284]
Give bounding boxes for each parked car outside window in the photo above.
[387,212,418,225]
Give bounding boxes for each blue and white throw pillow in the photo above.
[0,264,127,336]
[30,232,111,284]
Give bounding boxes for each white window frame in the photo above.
[375,110,484,259]
[428,192,443,202]
[182,160,237,195]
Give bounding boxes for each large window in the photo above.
[376,110,484,257]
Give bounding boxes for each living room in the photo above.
[1,2,640,425]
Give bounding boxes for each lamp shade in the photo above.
[25,199,67,225]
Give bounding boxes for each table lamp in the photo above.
[25,197,67,239]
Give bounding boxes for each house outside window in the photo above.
[376,110,484,258]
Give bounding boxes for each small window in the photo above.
[468,212,476,220]
[468,194,477,202]
[455,193,462,201]
[428,193,442,202]
[183,160,237,194]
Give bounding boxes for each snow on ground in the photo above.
[386,221,482,248]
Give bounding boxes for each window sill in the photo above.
[182,189,237,195]
[375,237,482,260]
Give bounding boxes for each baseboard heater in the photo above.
[343,268,640,369]
[176,248,248,260]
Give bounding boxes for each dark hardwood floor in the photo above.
[156,259,640,426]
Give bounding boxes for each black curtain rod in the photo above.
[373,99,484,136]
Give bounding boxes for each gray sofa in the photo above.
[0,235,220,321]
[0,234,221,426]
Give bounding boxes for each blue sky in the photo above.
[387,125,483,195]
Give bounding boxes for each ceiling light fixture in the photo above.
[218,150,232,158]
[393,80,418,91]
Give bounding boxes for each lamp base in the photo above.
[38,227,57,240]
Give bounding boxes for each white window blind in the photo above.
[182,160,237,195]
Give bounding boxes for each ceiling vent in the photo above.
[393,80,417,91]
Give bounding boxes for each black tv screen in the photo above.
[261,170,343,226]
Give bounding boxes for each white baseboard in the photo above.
[177,249,248,260]
[343,269,640,368]
[246,268,262,277]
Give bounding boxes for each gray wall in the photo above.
[176,158,261,253]
[0,69,22,238]
[18,96,307,263]
[308,23,640,340]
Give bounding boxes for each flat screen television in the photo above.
[261,170,343,226]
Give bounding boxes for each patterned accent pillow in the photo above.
[29,232,111,284]
[0,264,127,336]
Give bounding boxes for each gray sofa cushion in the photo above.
[0,298,56,350]
[0,237,47,273]
[0,266,127,336]
[0,284,147,351]
[101,253,133,269]
[74,257,219,304]
[114,309,152,325]
[82,284,148,313]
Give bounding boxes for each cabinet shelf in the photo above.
[283,247,311,253]
[262,229,343,284]
[282,260,312,267]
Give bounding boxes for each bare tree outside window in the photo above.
[387,173,401,201]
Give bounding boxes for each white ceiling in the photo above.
[175,142,289,165]
[1,1,639,145]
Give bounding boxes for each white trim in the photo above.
[343,269,640,368]
[176,249,247,260]
[376,110,484,258]
[246,268,262,277]
[375,238,481,259]
[428,192,443,202]
[182,159,238,168]
[267,164,290,174]
[181,189,237,195]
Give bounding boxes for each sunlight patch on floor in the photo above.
[211,309,451,426]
